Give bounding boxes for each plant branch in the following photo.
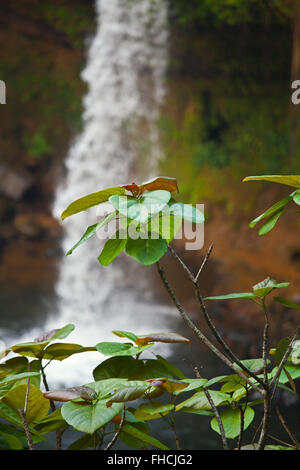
[262,300,269,385]
[275,406,299,448]
[192,363,229,450]
[18,408,34,450]
[163,251,266,392]
[104,405,125,451]
[195,243,214,283]
[257,390,271,450]
[40,360,55,412]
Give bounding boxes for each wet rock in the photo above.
[13,214,44,238]
[0,197,15,222]
[13,212,61,239]
[0,164,33,200]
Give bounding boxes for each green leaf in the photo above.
[61,399,123,434]
[66,211,117,255]
[0,402,24,427]
[61,187,125,220]
[95,342,153,357]
[0,372,41,386]
[265,445,294,450]
[252,277,290,299]
[68,433,100,450]
[98,230,127,266]
[35,409,68,434]
[176,390,231,412]
[270,364,300,383]
[11,324,76,358]
[293,190,300,205]
[0,431,23,450]
[49,324,75,341]
[93,357,143,381]
[148,213,182,243]
[211,407,255,439]
[135,402,174,420]
[11,341,50,359]
[243,175,300,188]
[274,297,300,310]
[173,378,207,395]
[121,423,169,450]
[109,190,171,224]
[0,423,28,449]
[0,357,28,380]
[220,375,245,393]
[274,338,290,367]
[2,384,49,424]
[125,237,168,266]
[258,208,285,236]
[248,195,293,228]
[33,324,75,343]
[119,422,150,449]
[112,330,138,343]
[107,384,149,403]
[142,359,174,380]
[179,409,214,417]
[42,343,96,361]
[204,293,255,301]
[169,202,204,224]
[236,358,266,373]
[155,355,186,379]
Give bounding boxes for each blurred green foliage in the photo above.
[0,0,94,169]
[159,0,297,210]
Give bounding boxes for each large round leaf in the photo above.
[109,191,171,224]
[93,357,143,381]
[125,238,167,266]
[61,399,123,434]
[3,384,49,424]
[211,406,255,439]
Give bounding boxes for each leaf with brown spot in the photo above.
[43,386,96,403]
[136,332,190,346]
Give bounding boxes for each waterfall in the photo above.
[38,0,172,386]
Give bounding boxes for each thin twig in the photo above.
[237,406,245,450]
[40,361,55,412]
[192,363,229,450]
[156,261,263,395]
[195,243,214,283]
[168,245,267,391]
[275,406,299,448]
[250,423,294,448]
[18,408,34,450]
[261,300,269,385]
[104,405,126,451]
[170,410,181,450]
[257,390,271,450]
[237,386,248,450]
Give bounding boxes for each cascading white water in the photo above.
[33,0,174,386]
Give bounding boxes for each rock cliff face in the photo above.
[0,1,95,289]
